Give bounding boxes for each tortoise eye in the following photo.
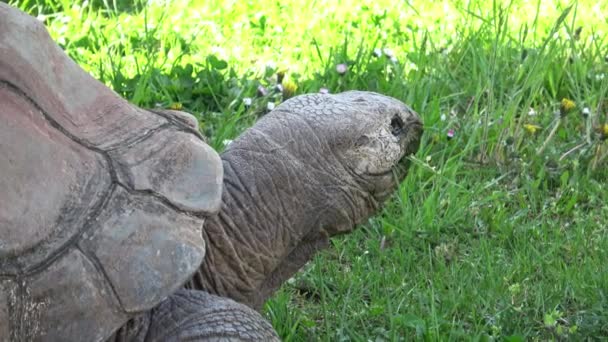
[390,115,405,136]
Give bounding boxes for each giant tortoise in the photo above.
[0,3,422,341]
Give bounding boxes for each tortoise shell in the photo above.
[0,4,222,341]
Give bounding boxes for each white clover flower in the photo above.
[440,114,447,121]
[267,102,275,110]
[243,97,252,106]
[528,108,537,116]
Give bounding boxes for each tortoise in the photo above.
[0,3,422,341]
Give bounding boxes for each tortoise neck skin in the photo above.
[187,126,374,309]
[186,93,422,309]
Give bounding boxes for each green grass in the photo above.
[12,0,608,339]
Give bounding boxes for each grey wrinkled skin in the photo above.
[186,91,423,309]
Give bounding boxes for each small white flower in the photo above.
[222,139,233,146]
[383,48,394,58]
[336,63,348,75]
[243,98,252,106]
[528,108,537,116]
[267,102,275,110]
[390,56,398,63]
[373,48,382,57]
[440,114,447,121]
[582,107,591,116]
[265,60,277,70]
[319,87,329,94]
[595,73,606,81]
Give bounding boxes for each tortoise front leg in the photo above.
[111,289,279,342]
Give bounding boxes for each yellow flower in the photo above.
[560,98,576,115]
[169,102,183,110]
[282,80,298,99]
[600,123,608,141]
[524,124,542,134]
[277,69,288,83]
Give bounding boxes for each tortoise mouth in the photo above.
[365,119,422,176]
[365,129,421,202]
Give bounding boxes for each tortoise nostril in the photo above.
[390,115,405,136]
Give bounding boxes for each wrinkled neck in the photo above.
[187,126,373,307]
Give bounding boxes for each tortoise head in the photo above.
[233,91,423,235]
[272,90,422,203]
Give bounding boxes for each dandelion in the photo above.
[601,123,608,138]
[447,129,455,139]
[524,124,541,134]
[169,102,182,110]
[282,80,298,99]
[560,98,576,116]
[267,102,275,111]
[277,69,287,83]
[243,97,252,107]
[319,87,329,94]
[336,63,348,75]
[373,48,382,57]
